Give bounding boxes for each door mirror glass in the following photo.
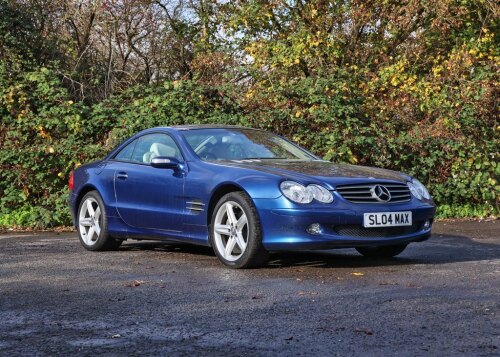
[151,156,181,170]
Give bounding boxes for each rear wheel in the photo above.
[356,244,407,259]
[210,192,269,268]
[77,191,122,251]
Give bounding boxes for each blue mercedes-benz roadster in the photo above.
[69,125,435,268]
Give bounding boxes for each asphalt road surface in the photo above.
[0,220,498,356]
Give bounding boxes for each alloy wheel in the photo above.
[78,197,102,246]
[213,201,249,261]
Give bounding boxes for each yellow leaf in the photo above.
[352,272,364,276]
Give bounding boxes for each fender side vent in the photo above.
[187,200,205,214]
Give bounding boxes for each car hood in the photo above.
[217,160,410,187]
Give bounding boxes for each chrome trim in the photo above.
[151,158,171,164]
[336,183,411,204]
[186,200,205,213]
[370,185,391,202]
[186,201,205,206]
[336,184,406,189]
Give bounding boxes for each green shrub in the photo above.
[0,67,498,230]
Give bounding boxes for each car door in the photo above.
[112,133,185,232]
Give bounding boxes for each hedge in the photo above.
[0,67,498,229]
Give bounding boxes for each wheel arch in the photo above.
[206,183,246,226]
[74,184,100,217]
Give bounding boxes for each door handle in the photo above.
[116,172,128,180]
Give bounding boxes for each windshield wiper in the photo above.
[242,157,287,160]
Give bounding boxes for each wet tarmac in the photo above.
[0,220,498,356]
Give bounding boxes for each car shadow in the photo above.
[267,234,500,269]
[120,241,215,256]
[119,233,500,269]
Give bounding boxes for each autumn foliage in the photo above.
[0,0,498,227]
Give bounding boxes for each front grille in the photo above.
[332,222,422,238]
[336,182,411,203]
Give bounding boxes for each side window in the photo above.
[114,139,137,161]
[131,133,182,164]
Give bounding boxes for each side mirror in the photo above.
[151,156,182,171]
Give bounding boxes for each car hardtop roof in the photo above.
[161,124,262,131]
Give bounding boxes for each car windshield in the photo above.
[182,128,316,161]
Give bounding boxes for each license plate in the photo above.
[363,211,412,228]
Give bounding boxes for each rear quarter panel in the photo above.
[70,161,117,219]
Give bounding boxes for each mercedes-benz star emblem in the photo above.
[370,185,391,202]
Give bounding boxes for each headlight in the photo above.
[407,182,422,200]
[280,181,333,204]
[280,181,313,204]
[413,179,431,199]
[307,184,334,203]
[407,179,431,200]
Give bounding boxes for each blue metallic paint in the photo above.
[69,126,436,251]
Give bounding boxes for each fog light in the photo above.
[423,220,431,229]
[307,223,322,235]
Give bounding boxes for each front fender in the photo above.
[233,174,282,199]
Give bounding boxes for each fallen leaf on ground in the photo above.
[298,291,318,296]
[352,272,364,276]
[406,283,422,288]
[379,281,399,286]
[111,334,121,339]
[125,280,143,287]
[355,328,373,335]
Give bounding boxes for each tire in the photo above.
[356,244,407,259]
[77,191,122,251]
[209,191,269,268]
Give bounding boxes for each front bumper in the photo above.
[254,196,436,251]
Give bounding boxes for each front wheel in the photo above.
[356,244,407,259]
[209,192,269,268]
[77,191,122,251]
